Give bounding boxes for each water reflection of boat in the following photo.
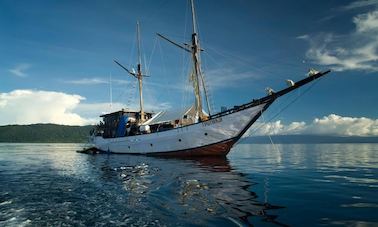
[174,156,287,226]
[93,154,287,226]
[168,156,232,172]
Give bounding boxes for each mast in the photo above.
[136,21,145,123]
[157,0,211,120]
[190,0,211,120]
[114,21,145,123]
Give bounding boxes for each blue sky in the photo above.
[0,0,378,135]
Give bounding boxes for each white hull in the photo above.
[93,103,267,155]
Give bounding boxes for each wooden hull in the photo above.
[149,139,235,157]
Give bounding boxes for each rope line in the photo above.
[247,77,323,136]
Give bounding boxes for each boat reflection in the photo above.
[90,153,287,226]
[170,156,232,172]
[166,156,287,226]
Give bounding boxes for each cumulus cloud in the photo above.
[252,114,378,136]
[253,120,306,136]
[75,102,125,116]
[302,8,378,72]
[8,64,31,77]
[0,89,173,126]
[0,90,91,126]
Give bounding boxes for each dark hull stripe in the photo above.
[147,139,236,157]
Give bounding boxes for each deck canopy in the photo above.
[100,109,153,121]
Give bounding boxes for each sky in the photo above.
[0,0,378,136]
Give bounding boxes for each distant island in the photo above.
[0,124,94,143]
[240,135,378,144]
[1,124,378,143]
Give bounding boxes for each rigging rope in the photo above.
[260,109,280,154]
[202,41,304,73]
[127,29,137,71]
[126,80,138,109]
[146,37,158,76]
[247,77,323,137]
[200,54,214,114]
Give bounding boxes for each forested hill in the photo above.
[240,135,378,144]
[0,124,94,143]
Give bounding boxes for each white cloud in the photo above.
[64,77,130,85]
[296,34,310,40]
[253,120,306,136]
[75,102,125,116]
[112,79,131,85]
[8,64,31,77]
[251,114,378,136]
[0,89,173,126]
[0,90,90,126]
[303,9,378,72]
[65,78,108,85]
[354,10,378,32]
[340,0,378,11]
[308,114,378,136]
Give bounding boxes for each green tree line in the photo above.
[0,124,94,143]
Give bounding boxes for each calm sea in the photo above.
[0,143,377,226]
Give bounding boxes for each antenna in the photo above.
[137,21,142,67]
[109,73,113,111]
[190,0,197,34]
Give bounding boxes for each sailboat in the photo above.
[90,0,331,156]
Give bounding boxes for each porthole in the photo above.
[178,139,182,142]
[150,143,153,147]
[204,133,208,136]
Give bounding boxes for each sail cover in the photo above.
[116,115,128,137]
[143,106,208,126]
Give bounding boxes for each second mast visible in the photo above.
[114,21,146,124]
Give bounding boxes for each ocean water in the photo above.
[0,143,377,226]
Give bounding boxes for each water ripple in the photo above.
[1,143,377,226]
